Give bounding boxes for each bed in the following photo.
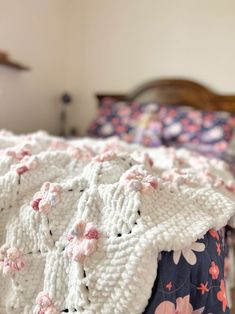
[0,79,235,314]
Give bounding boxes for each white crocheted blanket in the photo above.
[0,130,234,314]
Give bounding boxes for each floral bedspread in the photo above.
[144,229,229,313]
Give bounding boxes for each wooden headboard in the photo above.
[96,78,235,113]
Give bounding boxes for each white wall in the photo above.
[65,0,235,135]
[0,0,68,134]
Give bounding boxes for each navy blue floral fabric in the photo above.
[161,106,235,158]
[87,99,235,157]
[143,229,230,314]
[88,98,163,147]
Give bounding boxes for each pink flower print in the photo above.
[94,151,117,162]
[216,242,221,256]
[217,280,228,312]
[35,292,58,314]
[154,295,204,314]
[197,282,209,295]
[67,220,99,263]
[209,261,220,280]
[209,229,220,241]
[165,281,172,291]
[0,245,25,276]
[31,182,62,215]
[175,295,193,314]
[173,242,205,266]
[120,166,157,193]
[11,155,38,175]
[154,300,175,313]
[214,141,227,152]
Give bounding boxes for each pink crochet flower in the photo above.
[225,181,235,193]
[0,245,25,276]
[200,171,235,191]
[67,220,99,263]
[68,146,94,160]
[5,144,31,160]
[35,292,58,314]
[94,151,117,162]
[199,171,213,184]
[214,178,225,188]
[31,182,62,215]
[11,155,38,175]
[120,166,158,193]
[162,168,189,185]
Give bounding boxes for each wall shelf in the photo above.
[0,51,30,71]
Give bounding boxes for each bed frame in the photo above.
[96,78,235,112]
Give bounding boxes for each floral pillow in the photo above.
[87,98,163,147]
[161,105,235,157]
[88,99,235,156]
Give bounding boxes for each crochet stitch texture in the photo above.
[0,131,234,314]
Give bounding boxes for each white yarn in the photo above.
[0,131,234,314]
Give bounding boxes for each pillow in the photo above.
[161,105,235,158]
[87,98,163,147]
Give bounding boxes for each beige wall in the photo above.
[65,0,235,135]
[0,0,68,134]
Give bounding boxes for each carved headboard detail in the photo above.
[96,78,235,113]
